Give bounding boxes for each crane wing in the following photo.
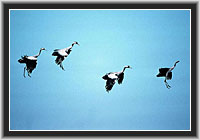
[54,49,60,51]
[159,68,169,73]
[117,73,124,84]
[26,60,37,73]
[166,72,172,80]
[157,68,170,77]
[105,79,116,92]
[52,49,60,56]
[55,56,64,65]
[102,74,109,80]
[65,48,72,54]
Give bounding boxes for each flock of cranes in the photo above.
[18,41,180,92]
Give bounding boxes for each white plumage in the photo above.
[26,56,38,60]
[57,48,70,57]
[18,48,46,77]
[102,65,132,92]
[52,41,80,70]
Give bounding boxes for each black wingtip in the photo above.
[102,75,108,80]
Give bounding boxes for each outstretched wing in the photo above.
[52,51,59,56]
[102,72,114,80]
[102,74,109,80]
[26,60,37,74]
[157,68,170,77]
[55,56,64,65]
[105,79,116,92]
[117,73,124,84]
[159,68,170,73]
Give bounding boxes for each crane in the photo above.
[156,61,180,89]
[52,41,80,70]
[18,48,46,77]
[102,65,132,92]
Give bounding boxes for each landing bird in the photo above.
[18,48,46,77]
[52,41,80,70]
[156,61,180,89]
[102,65,132,92]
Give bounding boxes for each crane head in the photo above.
[125,65,132,69]
[40,48,46,51]
[73,41,80,46]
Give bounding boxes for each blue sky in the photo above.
[10,10,190,130]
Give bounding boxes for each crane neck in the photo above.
[35,49,43,57]
[122,67,127,73]
[67,43,75,49]
[172,61,179,69]
[170,62,178,71]
[174,62,178,67]
[72,42,76,47]
[67,46,73,50]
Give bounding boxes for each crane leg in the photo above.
[27,70,31,77]
[60,63,65,71]
[23,67,26,78]
[164,79,171,89]
[25,68,31,77]
[28,72,31,77]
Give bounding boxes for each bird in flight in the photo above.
[18,48,46,77]
[52,41,80,70]
[156,61,180,89]
[102,65,132,92]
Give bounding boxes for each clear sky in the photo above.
[10,9,190,130]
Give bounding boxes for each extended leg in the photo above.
[27,69,31,77]
[28,72,31,77]
[23,67,26,78]
[164,79,171,89]
[60,63,65,71]
[25,67,31,77]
